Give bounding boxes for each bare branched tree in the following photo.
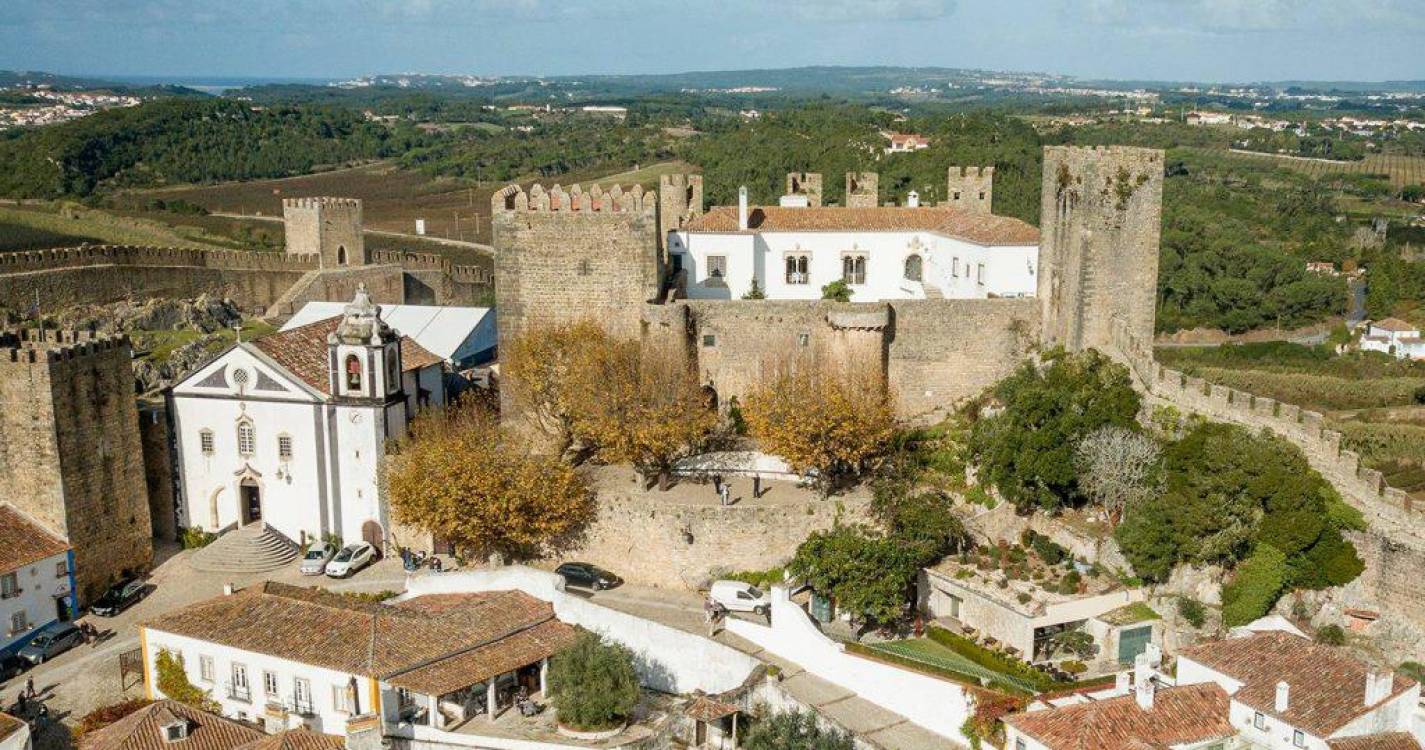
[1074,426,1161,523]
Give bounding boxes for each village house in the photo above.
[0,505,77,658]
[138,582,579,744]
[1360,317,1425,360]
[166,286,445,555]
[1002,630,1423,750]
[883,132,930,153]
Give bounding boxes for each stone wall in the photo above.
[282,197,366,268]
[886,298,1039,419]
[0,330,154,602]
[263,264,406,319]
[945,166,994,214]
[139,400,178,543]
[1039,146,1163,353]
[551,487,871,589]
[844,172,878,208]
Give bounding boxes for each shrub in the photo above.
[1399,661,1425,683]
[1221,544,1289,627]
[1177,597,1207,628]
[1016,592,1032,604]
[548,632,641,731]
[1061,660,1088,675]
[726,567,786,589]
[1056,570,1082,595]
[926,625,1058,691]
[743,708,854,750]
[154,650,216,710]
[180,527,216,549]
[1314,624,1347,646]
[76,699,153,736]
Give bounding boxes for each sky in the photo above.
[3,0,1424,84]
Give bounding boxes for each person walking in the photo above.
[718,482,731,507]
[24,676,35,699]
[711,473,724,496]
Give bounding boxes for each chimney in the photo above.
[1115,671,1131,694]
[1133,653,1154,710]
[1365,670,1394,705]
[907,190,920,208]
[1275,681,1290,713]
[738,186,749,230]
[222,583,235,596]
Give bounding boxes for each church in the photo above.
[167,285,445,551]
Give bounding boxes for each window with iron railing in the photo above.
[785,254,809,284]
[0,573,19,599]
[842,255,866,285]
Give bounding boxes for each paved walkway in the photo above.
[590,465,871,508]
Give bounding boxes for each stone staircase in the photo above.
[190,523,300,574]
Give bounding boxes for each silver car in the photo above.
[325,542,376,579]
[299,541,337,575]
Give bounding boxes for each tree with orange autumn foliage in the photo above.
[566,339,717,488]
[387,402,593,560]
[744,365,895,492]
[503,320,609,454]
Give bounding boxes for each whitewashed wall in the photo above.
[726,586,973,742]
[400,567,759,695]
[0,550,71,656]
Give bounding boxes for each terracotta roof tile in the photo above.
[385,618,579,695]
[142,583,565,688]
[1178,631,1418,738]
[1372,317,1418,333]
[0,504,69,573]
[79,700,263,750]
[684,696,739,722]
[684,205,1039,246]
[251,317,442,395]
[231,729,344,750]
[1002,683,1233,750]
[1329,732,1423,750]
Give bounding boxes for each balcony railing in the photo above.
[786,272,808,285]
[225,683,252,703]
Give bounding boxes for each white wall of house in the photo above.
[1,551,72,657]
[400,567,760,696]
[669,230,1036,302]
[143,628,378,735]
[0,720,30,750]
[726,586,972,743]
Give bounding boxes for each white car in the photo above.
[325,542,376,579]
[709,580,771,617]
[299,542,337,576]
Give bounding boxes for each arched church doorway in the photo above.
[362,520,384,556]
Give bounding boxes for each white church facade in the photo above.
[167,286,445,550]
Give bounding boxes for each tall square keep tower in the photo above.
[283,197,367,269]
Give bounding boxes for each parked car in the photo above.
[299,542,338,576]
[17,621,83,665]
[325,542,376,578]
[91,579,147,617]
[0,655,25,682]
[555,562,621,591]
[709,580,771,616]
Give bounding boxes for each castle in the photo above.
[493,145,1164,419]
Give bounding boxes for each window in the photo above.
[230,663,250,702]
[163,722,189,742]
[978,191,986,201]
[976,263,986,286]
[345,354,363,391]
[293,678,312,712]
[1253,712,1265,730]
[9,611,26,635]
[904,254,923,282]
[577,258,592,276]
[55,560,67,579]
[277,435,293,461]
[264,671,279,699]
[951,257,960,277]
[1293,730,1306,748]
[0,572,18,599]
[231,368,249,388]
[337,246,347,265]
[953,191,962,201]
[841,255,866,285]
[797,333,810,347]
[785,254,809,284]
[236,420,255,458]
[199,429,214,456]
[332,683,354,713]
[199,655,215,683]
[706,255,727,280]
[702,334,716,348]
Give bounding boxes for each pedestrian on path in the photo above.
[718,482,731,507]
[24,676,34,699]
[711,473,724,496]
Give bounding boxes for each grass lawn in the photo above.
[0,204,237,252]
[132,320,276,362]
[866,638,1041,694]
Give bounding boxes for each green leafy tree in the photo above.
[743,709,854,750]
[820,279,852,302]
[548,632,641,731]
[970,349,1141,511]
[788,524,923,627]
[1221,544,1288,627]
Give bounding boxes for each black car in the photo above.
[555,562,621,591]
[91,579,147,617]
[0,655,24,682]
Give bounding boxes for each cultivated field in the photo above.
[0,203,238,252]
[1212,149,1425,191]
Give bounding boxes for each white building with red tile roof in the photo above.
[166,286,446,551]
[668,174,1038,303]
[1361,318,1425,361]
[0,504,76,659]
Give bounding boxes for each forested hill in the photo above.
[0,98,431,197]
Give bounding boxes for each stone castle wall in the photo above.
[945,166,994,214]
[886,298,1039,418]
[1039,146,1163,353]
[552,485,871,589]
[0,330,153,602]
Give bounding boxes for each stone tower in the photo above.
[283,197,367,269]
[1037,146,1164,353]
[657,174,704,252]
[0,329,153,603]
[946,166,994,214]
[785,173,823,207]
[845,172,879,208]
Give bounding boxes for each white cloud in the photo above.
[1069,0,1423,33]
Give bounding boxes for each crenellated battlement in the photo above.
[490,182,656,215]
[0,327,131,364]
[0,245,322,275]
[281,196,362,210]
[949,166,995,178]
[370,249,492,285]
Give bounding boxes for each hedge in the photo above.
[1221,544,1288,627]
